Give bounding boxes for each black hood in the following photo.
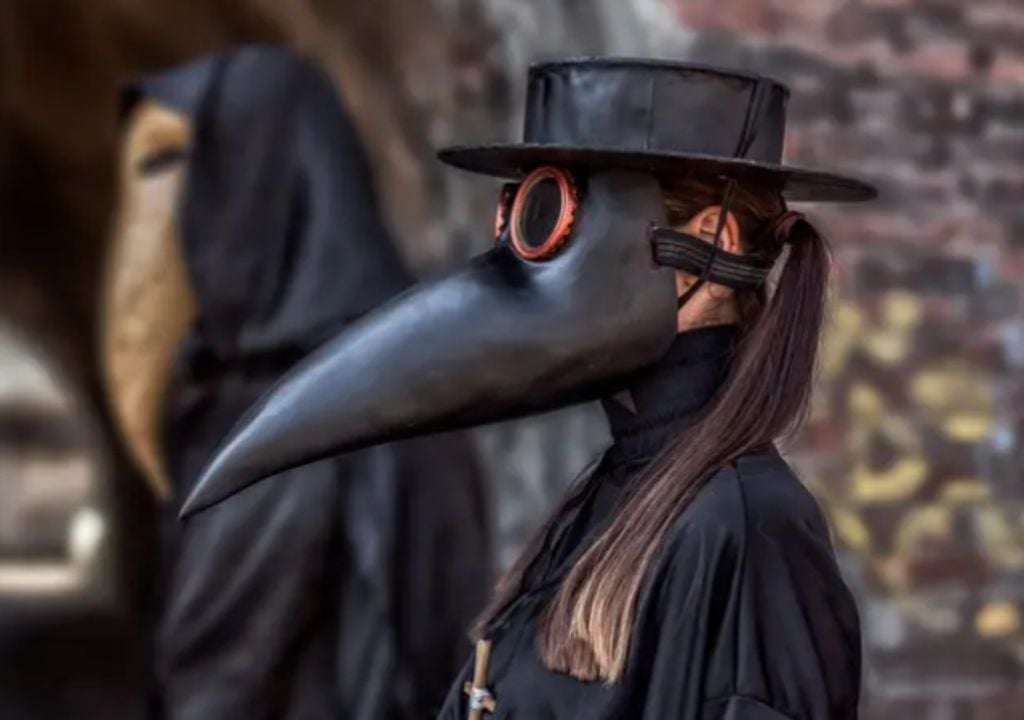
[131,45,412,364]
[123,46,415,499]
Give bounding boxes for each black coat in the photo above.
[438,327,860,720]
[137,47,490,720]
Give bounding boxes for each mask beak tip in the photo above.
[177,429,266,520]
[177,486,212,521]
[177,464,236,520]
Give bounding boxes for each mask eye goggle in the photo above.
[493,166,578,261]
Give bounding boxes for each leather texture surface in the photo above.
[182,169,678,516]
[102,99,196,500]
[439,58,877,202]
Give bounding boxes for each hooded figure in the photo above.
[103,46,488,720]
[183,59,876,719]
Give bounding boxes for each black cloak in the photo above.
[139,47,490,720]
[438,326,860,719]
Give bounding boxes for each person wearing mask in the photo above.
[103,46,489,720]
[182,59,874,719]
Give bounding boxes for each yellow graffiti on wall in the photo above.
[801,288,1023,647]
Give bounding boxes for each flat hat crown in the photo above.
[522,59,789,164]
[438,56,876,202]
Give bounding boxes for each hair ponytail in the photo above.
[477,184,833,682]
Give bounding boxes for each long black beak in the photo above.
[180,171,677,518]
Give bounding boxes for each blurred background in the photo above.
[1,0,1023,718]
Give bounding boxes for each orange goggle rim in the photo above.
[499,166,578,261]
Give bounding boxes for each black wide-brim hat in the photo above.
[439,58,877,203]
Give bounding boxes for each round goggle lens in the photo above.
[515,177,562,250]
[508,166,576,260]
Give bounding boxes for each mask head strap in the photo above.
[650,180,810,305]
[670,178,737,309]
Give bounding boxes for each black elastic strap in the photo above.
[670,78,768,307]
[651,228,775,291]
[734,78,769,159]
[672,178,737,309]
[675,263,705,309]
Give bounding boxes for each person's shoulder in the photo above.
[674,446,831,546]
[733,447,830,535]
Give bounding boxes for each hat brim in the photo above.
[438,144,877,203]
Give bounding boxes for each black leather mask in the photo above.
[181,170,680,516]
[180,56,880,518]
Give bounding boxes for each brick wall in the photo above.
[1,0,1022,717]
[648,2,1024,716]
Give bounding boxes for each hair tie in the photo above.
[768,210,806,243]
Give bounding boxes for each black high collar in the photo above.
[601,324,739,468]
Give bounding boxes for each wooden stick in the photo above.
[464,639,496,719]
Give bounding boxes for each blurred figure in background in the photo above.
[102,46,490,720]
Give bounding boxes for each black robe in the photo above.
[438,326,860,719]
[132,47,490,720]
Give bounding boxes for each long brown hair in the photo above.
[476,173,832,682]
